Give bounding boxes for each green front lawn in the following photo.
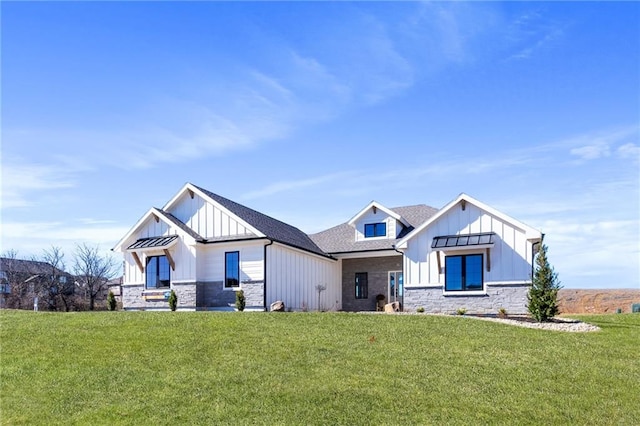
[1,311,638,425]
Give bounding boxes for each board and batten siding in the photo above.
[123,218,197,285]
[168,192,256,239]
[353,210,399,241]
[196,241,264,283]
[404,202,533,287]
[266,243,341,311]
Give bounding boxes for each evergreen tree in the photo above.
[168,290,178,311]
[235,289,245,312]
[528,244,561,322]
[106,290,117,311]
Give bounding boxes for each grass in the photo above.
[1,311,639,425]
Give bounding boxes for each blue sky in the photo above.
[2,2,638,289]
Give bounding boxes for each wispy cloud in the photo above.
[241,171,355,201]
[538,218,639,285]
[506,7,564,60]
[0,156,79,209]
[617,143,640,161]
[566,126,639,161]
[1,220,129,260]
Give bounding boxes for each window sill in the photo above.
[223,287,241,291]
[443,290,486,297]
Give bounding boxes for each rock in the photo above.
[384,301,401,313]
[270,300,285,312]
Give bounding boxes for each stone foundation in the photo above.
[122,283,197,310]
[241,281,264,309]
[404,283,531,315]
[123,281,265,311]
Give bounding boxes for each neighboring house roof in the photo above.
[309,204,438,254]
[0,258,62,275]
[192,185,329,258]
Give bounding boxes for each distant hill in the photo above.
[559,289,640,314]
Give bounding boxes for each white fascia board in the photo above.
[347,201,408,227]
[164,183,265,238]
[162,182,193,212]
[461,194,542,239]
[113,208,157,252]
[329,250,401,260]
[396,193,542,248]
[112,207,196,252]
[271,241,337,262]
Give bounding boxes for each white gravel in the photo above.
[448,314,601,332]
[359,311,600,332]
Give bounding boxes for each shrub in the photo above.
[416,307,425,313]
[235,289,245,312]
[106,291,117,311]
[498,307,508,319]
[168,290,178,311]
[456,308,466,316]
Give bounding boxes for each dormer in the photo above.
[348,201,410,242]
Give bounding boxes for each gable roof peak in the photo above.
[395,193,542,249]
[347,200,409,227]
[189,184,329,258]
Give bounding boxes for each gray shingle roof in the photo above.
[309,204,438,254]
[193,185,328,257]
[0,258,58,275]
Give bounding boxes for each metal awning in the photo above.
[431,232,496,249]
[127,235,178,250]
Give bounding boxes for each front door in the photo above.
[388,271,403,308]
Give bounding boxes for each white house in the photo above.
[113,183,542,314]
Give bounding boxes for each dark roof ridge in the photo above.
[154,208,205,241]
[192,184,298,231]
[191,184,329,258]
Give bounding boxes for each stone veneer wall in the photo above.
[341,256,402,312]
[122,282,197,310]
[122,285,145,310]
[404,284,531,314]
[123,281,265,310]
[196,281,235,308]
[241,281,264,309]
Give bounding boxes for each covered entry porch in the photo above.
[341,255,403,312]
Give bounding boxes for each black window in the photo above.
[355,272,368,299]
[225,251,240,288]
[364,223,386,238]
[445,254,483,292]
[146,255,170,289]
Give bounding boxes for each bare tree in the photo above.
[1,250,24,309]
[40,246,73,312]
[73,244,117,310]
[1,250,39,309]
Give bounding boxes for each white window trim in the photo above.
[443,290,487,296]
[443,252,486,294]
